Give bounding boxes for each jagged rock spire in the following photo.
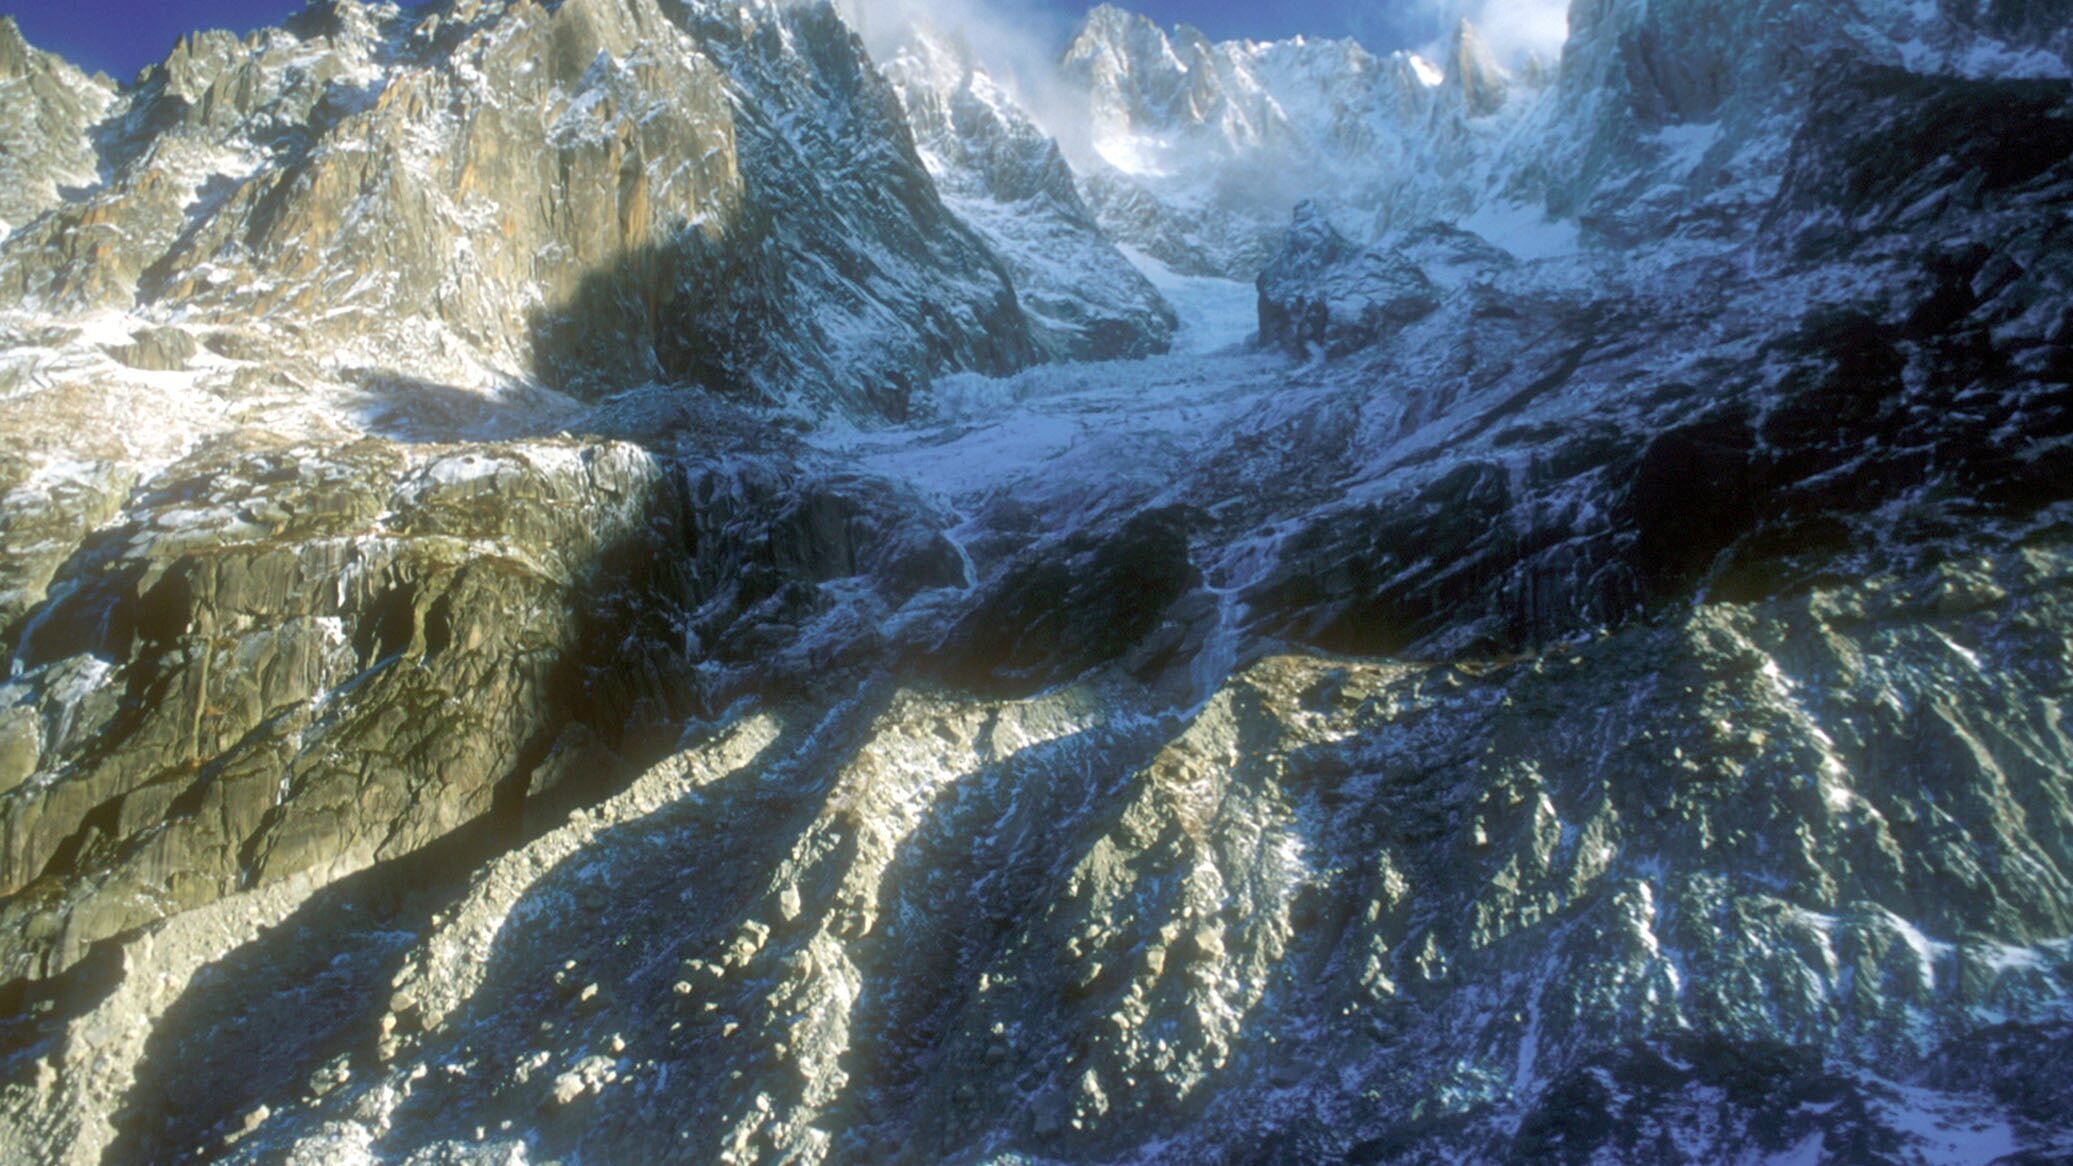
[0,14,115,233]
[1447,17,1509,117]
[0,15,32,79]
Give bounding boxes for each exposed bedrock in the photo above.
[0,427,976,993]
[0,0,2069,1162]
[14,543,2066,1164]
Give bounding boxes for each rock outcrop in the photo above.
[0,17,113,240]
[25,561,2071,1164]
[0,438,680,987]
[0,0,1042,420]
[1255,202,1438,358]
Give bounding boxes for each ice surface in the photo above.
[1121,246,1258,354]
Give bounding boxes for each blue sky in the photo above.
[1126,2,1434,48]
[7,0,305,79]
[4,0,1456,81]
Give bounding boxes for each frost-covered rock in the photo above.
[1057,6,1525,279]
[882,28,1175,362]
[0,0,1039,420]
[1052,0,2073,284]
[1255,202,1438,358]
[1,1,2072,1164]
[0,17,114,240]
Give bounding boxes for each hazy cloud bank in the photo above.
[1351,0,1571,63]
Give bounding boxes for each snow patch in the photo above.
[1869,1077,2023,1162]
[1458,201,1583,261]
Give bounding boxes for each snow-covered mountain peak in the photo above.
[1050,6,1541,278]
[1062,6,1409,177]
[1064,4,1193,83]
[1444,17,1511,116]
[1041,0,2072,287]
[0,16,116,238]
[880,22,1176,361]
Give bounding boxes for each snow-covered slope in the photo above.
[881,28,1176,363]
[1047,0,2073,285]
[1056,5,1536,279]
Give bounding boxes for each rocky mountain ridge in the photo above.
[0,0,2069,1163]
[0,0,1094,421]
[879,27,1175,363]
[0,17,116,241]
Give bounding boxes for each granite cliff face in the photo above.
[1,0,2072,1163]
[0,0,1054,418]
[0,18,116,241]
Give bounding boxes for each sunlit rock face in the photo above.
[0,0,1047,419]
[0,17,116,242]
[1,0,2072,1163]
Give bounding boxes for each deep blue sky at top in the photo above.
[4,0,1431,82]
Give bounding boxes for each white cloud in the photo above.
[1472,0,1571,63]
[1358,0,1572,64]
[832,0,1097,163]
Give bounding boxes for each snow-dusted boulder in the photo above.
[1256,202,1437,358]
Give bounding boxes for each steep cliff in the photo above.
[882,28,1175,363]
[1058,5,1526,280]
[0,17,115,241]
[0,0,1045,419]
